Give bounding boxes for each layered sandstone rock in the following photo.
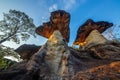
[0,10,119,80]
[15,44,41,60]
[36,10,70,42]
[74,19,113,46]
[90,42,120,60]
[84,30,107,49]
[72,61,120,80]
[26,30,70,79]
[0,40,120,80]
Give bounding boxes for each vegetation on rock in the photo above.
[0,45,20,69]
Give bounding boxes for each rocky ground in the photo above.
[0,10,120,80]
[0,30,120,80]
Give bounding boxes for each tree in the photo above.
[0,45,20,60]
[103,25,120,42]
[0,10,36,44]
[0,45,21,69]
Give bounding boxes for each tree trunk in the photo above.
[0,32,16,44]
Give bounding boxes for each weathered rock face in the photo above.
[0,40,120,80]
[45,30,70,78]
[84,30,107,49]
[90,42,120,60]
[72,61,120,80]
[26,30,70,79]
[74,19,113,46]
[36,10,70,42]
[0,10,120,80]
[15,44,41,60]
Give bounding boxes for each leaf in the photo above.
[21,33,30,41]
[0,9,36,44]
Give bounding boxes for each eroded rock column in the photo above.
[26,30,70,80]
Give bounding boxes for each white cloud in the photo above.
[49,4,58,12]
[2,41,20,49]
[62,0,86,10]
[63,0,76,10]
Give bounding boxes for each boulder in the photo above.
[15,44,41,60]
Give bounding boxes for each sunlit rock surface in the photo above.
[74,19,113,46]
[84,30,107,49]
[0,16,120,80]
[72,61,120,80]
[0,37,120,80]
[26,30,70,79]
[36,10,70,42]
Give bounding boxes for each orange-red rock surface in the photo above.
[1,10,120,80]
[72,61,120,80]
[74,19,113,45]
[36,10,70,42]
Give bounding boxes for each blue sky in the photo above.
[0,0,120,48]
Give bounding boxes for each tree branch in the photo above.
[0,25,19,44]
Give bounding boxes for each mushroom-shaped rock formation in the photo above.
[0,34,120,80]
[73,19,113,46]
[36,10,70,42]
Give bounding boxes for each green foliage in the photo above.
[0,9,36,44]
[0,45,20,69]
[0,58,8,69]
[0,45,20,59]
[0,58,16,69]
